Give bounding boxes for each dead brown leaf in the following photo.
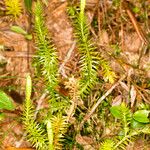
[76,134,95,150]
[130,85,137,107]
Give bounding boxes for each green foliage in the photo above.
[130,119,145,129]
[10,25,32,40]
[0,90,15,110]
[45,119,53,150]
[49,93,69,114]
[11,25,27,35]
[33,0,64,115]
[12,0,149,149]
[22,1,69,149]
[51,116,68,150]
[24,120,48,149]
[100,59,116,84]
[68,3,100,97]
[22,74,68,149]
[0,113,5,121]
[133,110,150,123]
[119,103,132,136]
[111,44,121,56]
[110,104,150,125]
[68,1,116,97]
[112,0,121,8]
[114,127,150,149]
[22,74,48,149]
[45,116,68,150]
[100,139,115,150]
[101,103,150,150]
[34,0,58,90]
[132,6,140,14]
[110,105,121,119]
[4,0,22,18]
[24,0,32,12]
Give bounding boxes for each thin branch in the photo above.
[124,1,149,45]
[34,90,49,119]
[58,41,76,78]
[79,75,126,129]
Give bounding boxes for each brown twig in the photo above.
[124,1,149,45]
[34,90,49,119]
[58,41,76,78]
[123,0,150,64]
[135,85,150,104]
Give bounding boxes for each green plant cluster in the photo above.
[23,74,68,150]
[68,1,116,98]
[22,1,68,149]
[100,103,150,150]
[21,0,150,150]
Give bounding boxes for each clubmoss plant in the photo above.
[23,0,116,149]
[22,74,48,149]
[33,0,63,115]
[22,1,68,149]
[4,0,22,18]
[68,0,116,98]
[22,74,68,150]
[34,0,58,90]
[100,139,115,150]
[68,1,100,97]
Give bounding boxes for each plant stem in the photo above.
[114,130,142,149]
[46,119,54,150]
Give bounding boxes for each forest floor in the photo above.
[0,0,150,150]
